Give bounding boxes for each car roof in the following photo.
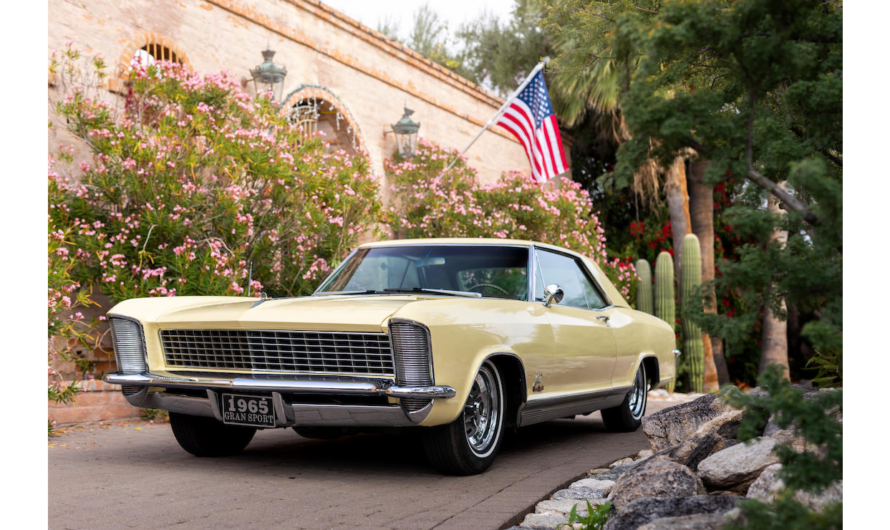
[359,238,586,260]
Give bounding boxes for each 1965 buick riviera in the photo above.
[106,238,678,474]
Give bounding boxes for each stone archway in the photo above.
[280,85,367,155]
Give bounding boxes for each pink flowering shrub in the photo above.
[49,44,381,304]
[48,206,100,429]
[384,139,637,300]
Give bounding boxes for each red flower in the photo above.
[667,248,675,256]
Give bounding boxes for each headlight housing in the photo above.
[389,319,433,414]
[109,316,147,375]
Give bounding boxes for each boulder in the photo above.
[642,393,729,452]
[656,432,725,472]
[603,495,741,530]
[694,410,744,440]
[589,470,621,482]
[551,486,606,502]
[611,460,643,475]
[746,464,842,511]
[762,417,783,437]
[636,449,654,460]
[610,457,634,468]
[535,499,588,516]
[796,481,843,511]
[698,437,781,492]
[746,463,783,502]
[568,478,616,496]
[519,513,566,528]
[638,512,735,530]
[609,456,705,510]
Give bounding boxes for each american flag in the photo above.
[495,70,567,183]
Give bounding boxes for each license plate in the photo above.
[221,393,276,428]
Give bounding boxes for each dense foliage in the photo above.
[601,0,843,363]
[384,139,638,299]
[48,184,99,432]
[49,44,382,304]
[723,366,843,528]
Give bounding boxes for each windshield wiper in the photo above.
[315,288,481,298]
[313,290,384,296]
[382,288,481,298]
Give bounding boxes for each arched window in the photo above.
[281,86,367,155]
[132,42,183,67]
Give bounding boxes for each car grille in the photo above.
[160,329,395,376]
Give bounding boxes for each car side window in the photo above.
[536,250,591,309]
[536,249,609,310]
[576,262,608,310]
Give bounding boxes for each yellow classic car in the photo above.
[105,238,678,474]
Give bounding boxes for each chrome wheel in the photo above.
[628,364,648,420]
[463,363,501,457]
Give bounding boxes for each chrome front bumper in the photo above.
[105,371,456,398]
[105,371,456,427]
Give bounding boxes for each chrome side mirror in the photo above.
[543,284,564,308]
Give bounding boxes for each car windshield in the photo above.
[317,245,530,300]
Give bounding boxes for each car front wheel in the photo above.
[422,360,505,475]
[601,362,648,432]
[169,412,257,457]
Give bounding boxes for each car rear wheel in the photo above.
[422,360,505,475]
[601,362,648,432]
[169,412,257,457]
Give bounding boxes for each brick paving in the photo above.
[49,402,669,530]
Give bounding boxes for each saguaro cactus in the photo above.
[655,251,677,391]
[654,252,676,327]
[635,259,653,315]
[681,234,704,393]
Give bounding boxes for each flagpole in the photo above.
[443,57,550,172]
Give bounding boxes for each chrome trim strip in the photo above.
[385,385,456,399]
[519,386,632,427]
[105,371,455,398]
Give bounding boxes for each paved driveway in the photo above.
[49,402,668,530]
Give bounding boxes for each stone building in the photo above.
[48,0,571,182]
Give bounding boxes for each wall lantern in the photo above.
[250,47,287,102]
[391,106,420,158]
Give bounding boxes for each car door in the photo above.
[534,248,618,395]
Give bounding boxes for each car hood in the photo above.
[115,295,423,332]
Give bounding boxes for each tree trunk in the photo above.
[711,339,728,384]
[759,192,790,380]
[687,159,725,390]
[664,158,692,287]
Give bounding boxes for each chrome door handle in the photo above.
[596,315,610,324]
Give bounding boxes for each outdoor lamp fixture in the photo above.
[250,47,287,102]
[391,106,420,157]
